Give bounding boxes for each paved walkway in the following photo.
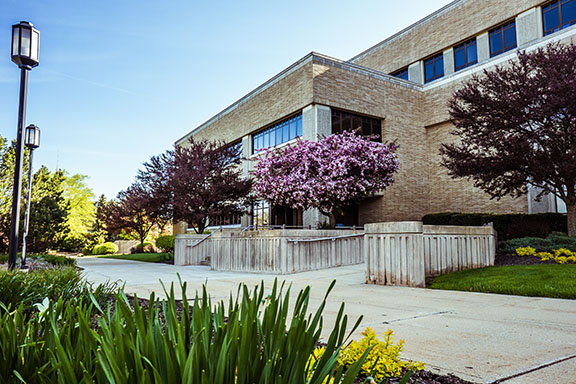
[77,257,576,384]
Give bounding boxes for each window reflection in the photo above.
[252,113,302,153]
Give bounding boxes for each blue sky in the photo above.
[0,0,452,200]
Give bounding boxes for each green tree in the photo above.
[27,166,70,252]
[60,173,96,251]
[0,135,29,252]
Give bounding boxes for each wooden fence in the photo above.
[365,222,496,287]
[175,230,364,274]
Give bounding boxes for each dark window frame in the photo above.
[543,0,576,35]
[424,53,444,83]
[391,67,409,81]
[331,109,382,142]
[454,38,478,71]
[489,20,517,57]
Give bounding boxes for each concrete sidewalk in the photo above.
[77,257,576,384]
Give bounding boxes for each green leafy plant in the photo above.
[155,235,174,252]
[0,267,115,316]
[92,242,118,255]
[0,279,370,383]
[337,327,424,381]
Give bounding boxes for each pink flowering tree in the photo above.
[252,131,399,227]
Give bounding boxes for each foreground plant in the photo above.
[0,279,369,383]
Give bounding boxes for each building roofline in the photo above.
[176,52,421,146]
[349,0,467,64]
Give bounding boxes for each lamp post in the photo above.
[21,124,40,269]
[8,21,40,270]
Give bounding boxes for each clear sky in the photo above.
[0,0,453,200]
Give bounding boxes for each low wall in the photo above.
[365,222,496,288]
[114,240,139,255]
[175,230,364,274]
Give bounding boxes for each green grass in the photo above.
[96,252,173,263]
[429,264,576,299]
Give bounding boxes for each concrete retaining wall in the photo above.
[365,222,496,287]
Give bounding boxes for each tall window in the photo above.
[226,140,242,163]
[489,20,517,57]
[391,67,409,80]
[252,113,302,154]
[253,201,270,228]
[331,109,382,142]
[424,53,444,83]
[454,38,478,71]
[543,0,576,35]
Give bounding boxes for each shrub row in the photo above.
[500,233,576,253]
[422,212,567,240]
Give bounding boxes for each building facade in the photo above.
[176,0,575,230]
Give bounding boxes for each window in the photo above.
[454,38,478,71]
[489,20,517,57]
[543,0,576,35]
[226,140,242,163]
[210,213,242,227]
[424,53,444,83]
[252,113,302,153]
[252,201,270,228]
[391,67,409,80]
[331,109,382,142]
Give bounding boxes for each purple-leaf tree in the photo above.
[441,42,576,236]
[104,183,156,250]
[138,138,252,234]
[252,131,399,227]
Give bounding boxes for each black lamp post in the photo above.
[21,124,40,269]
[8,21,40,270]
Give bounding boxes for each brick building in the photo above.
[176,0,575,230]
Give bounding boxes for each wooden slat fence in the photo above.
[175,230,364,274]
[365,222,495,287]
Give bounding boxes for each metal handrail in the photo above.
[187,233,213,248]
[288,233,365,244]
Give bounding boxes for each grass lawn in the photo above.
[428,264,576,299]
[96,253,173,263]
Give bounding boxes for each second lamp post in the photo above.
[21,124,40,269]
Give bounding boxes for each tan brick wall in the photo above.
[426,122,528,214]
[312,62,430,223]
[352,0,544,74]
[181,62,314,146]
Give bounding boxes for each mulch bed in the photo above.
[494,251,557,266]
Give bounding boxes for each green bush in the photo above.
[131,242,154,254]
[92,242,118,255]
[0,267,115,315]
[0,280,368,383]
[499,233,576,253]
[422,212,567,240]
[155,235,175,252]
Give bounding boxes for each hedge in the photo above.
[422,212,567,241]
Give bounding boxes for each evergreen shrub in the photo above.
[155,235,175,252]
[422,212,567,240]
